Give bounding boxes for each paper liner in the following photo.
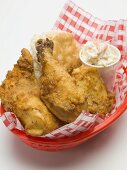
[0,0,127,139]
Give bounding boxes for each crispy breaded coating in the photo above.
[39,50,81,122]
[72,65,115,114]
[32,31,82,74]
[36,39,115,123]
[0,49,62,136]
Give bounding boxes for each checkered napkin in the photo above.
[0,0,127,139]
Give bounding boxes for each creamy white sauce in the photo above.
[80,41,119,67]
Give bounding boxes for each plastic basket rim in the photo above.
[2,96,125,145]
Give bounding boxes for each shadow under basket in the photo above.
[1,98,127,152]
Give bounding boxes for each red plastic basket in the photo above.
[1,98,127,152]
[1,0,127,151]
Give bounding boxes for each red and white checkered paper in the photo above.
[0,0,127,139]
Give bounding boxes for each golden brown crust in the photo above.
[36,39,115,122]
[72,65,115,114]
[34,31,82,73]
[0,48,62,136]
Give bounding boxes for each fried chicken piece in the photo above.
[31,31,81,77]
[36,39,115,123]
[36,39,85,122]
[0,49,62,136]
[72,65,115,114]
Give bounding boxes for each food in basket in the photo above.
[0,49,62,136]
[34,37,114,122]
[31,31,82,78]
[0,31,115,136]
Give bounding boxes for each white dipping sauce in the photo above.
[80,41,120,67]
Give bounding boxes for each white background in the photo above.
[0,0,127,170]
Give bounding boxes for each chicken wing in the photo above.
[0,49,62,136]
